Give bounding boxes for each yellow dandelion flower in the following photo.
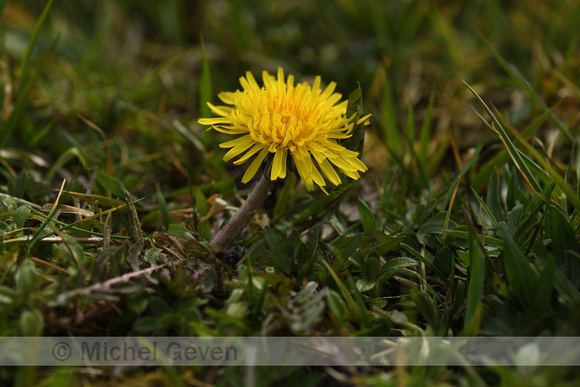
[199,67,370,193]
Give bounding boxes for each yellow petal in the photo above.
[221,135,255,162]
[344,154,368,171]
[319,159,342,186]
[240,72,259,92]
[241,147,269,183]
[271,148,287,180]
[212,125,248,135]
[292,150,315,191]
[233,143,265,165]
[207,102,231,117]
[312,76,321,92]
[320,81,337,100]
[310,166,326,188]
[198,117,231,125]
[329,156,359,172]
[218,92,236,105]
[357,113,372,125]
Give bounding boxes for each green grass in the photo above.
[2,0,580,385]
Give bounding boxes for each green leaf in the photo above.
[264,226,293,275]
[356,279,376,292]
[360,230,404,256]
[465,229,485,330]
[167,224,195,240]
[150,296,172,316]
[487,170,503,224]
[156,184,170,231]
[0,286,18,305]
[379,257,417,281]
[294,182,354,224]
[401,243,450,285]
[550,208,580,287]
[486,40,573,141]
[144,248,163,266]
[334,234,362,262]
[326,290,348,323]
[97,170,127,198]
[363,252,381,282]
[127,294,149,315]
[12,205,31,231]
[464,81,542,193]
[535,255,556,313]
[8,173,30,199]
[133,316,159,333]
[410,287,443,336]
[502,231,538,309]
[471,103,560,190]
[342,83,366,154]
[273,172,297,221]
[19,309,44,336]
[345,275,371,330]
[357,198,377,232]
[15,260,38,294]
[432,246,453,278]
[504,121,580,213]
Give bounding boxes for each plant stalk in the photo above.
[211,174,273,251]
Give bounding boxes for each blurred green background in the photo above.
[2,0,580,220]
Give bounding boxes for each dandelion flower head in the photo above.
[199,67,370,193]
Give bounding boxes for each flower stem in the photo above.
[211,174,274,251]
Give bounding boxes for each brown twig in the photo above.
[55,262,184,304]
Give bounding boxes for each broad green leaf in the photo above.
[410,287,444,336]
[167,224,195,240]
[363,252,381,282]
[326,290,348,323]
[432,246,453,278]
[360,230,404,256]
[15,260,38,294]
[355,279,376,292]
[379,257,417,282]
[263,226,293,275]
[357,198,377,232]
[342,83,366,154]
[19,309,44,336]
[273,172,297,221]
[550,208,580,287]
[97,170,127,198]
[535,255,556,314]
[401,243,450,285]
[8,173,30,199]
[294,182,354,224]
[502,232,538,309]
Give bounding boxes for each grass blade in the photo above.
[465,81,542,193]
[199,37,212,120]
[486,40,573,141]
[18,0,54,95]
